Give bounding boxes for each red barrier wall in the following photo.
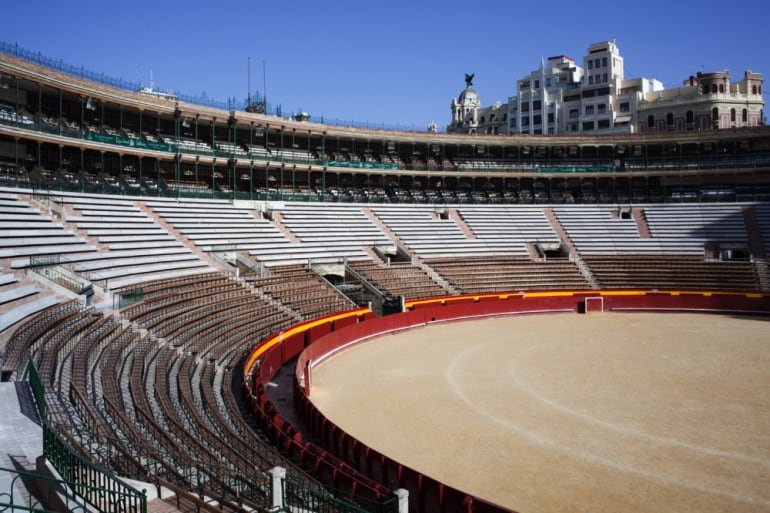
[243,290,770,513]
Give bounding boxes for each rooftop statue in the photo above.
[465,73,474,87]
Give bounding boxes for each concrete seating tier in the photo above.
[252,204,390,265]
[553,205,654,254]
[457,205,560,252]
[146,200,289,252]
[553,204,749,255]
[0,192,97,262]
[371,206,515,258]
[644,204,748,246]
[56,195,216,287]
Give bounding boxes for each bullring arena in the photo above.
[308,312,770,513]
[1,47,770,513]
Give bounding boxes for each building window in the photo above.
[588,60,593,70]
[533,100,542,111]
[569,109,579,119]
[711,84,718,93]
[585,105,595,115]
[522,117,530,127]
[521,102,530,112]
[546,78,551,87]
[598,119,610,129]
[731,108,736,122]
[752,85,758,94]
[595,58,601,68]
[686,110,694,124]
[602,57,608,67]
[534,80,540,89]
[603,73,608,83]
[597,104,606,114]
[647,115,655,127]
[742,109,748,122]
[719,84,725,93]
[666,112,674,125]
[547,113,555,123]
[520,80,530,89]
[583,121,595,131]
[480,116,485,123]
[619,102,630,112]
[588,76,594,85]
[533,115,542,125]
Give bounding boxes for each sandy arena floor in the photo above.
[308,313,770,513]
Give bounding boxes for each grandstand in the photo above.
[0,45,769,513]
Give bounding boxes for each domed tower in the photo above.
[448,74,481,134]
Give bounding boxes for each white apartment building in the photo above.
[448,40,763,136]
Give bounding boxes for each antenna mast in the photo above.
[263,60,267,112]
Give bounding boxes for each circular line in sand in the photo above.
[309,313,770,513]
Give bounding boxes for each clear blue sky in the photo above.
[4,0,768,129]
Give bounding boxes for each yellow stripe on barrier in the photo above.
[405,294,500,308]
[521,291,578,298]
[243,307,369,377]
[599,290,648,296]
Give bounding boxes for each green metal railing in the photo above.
[27,358,148,513]
[28,255,61,268]
[113,287,144,310]
[27,357,45,420]
[534,164,615,173]
[283,478,398,513]
[0,465,90,513]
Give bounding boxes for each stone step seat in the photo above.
[0,295,60,333]
[89,261,212,282]
[0,284,38,305]
[74,253,201,272]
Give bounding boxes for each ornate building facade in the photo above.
[450,40,764,136]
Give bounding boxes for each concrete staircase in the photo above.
[544,207,599,289]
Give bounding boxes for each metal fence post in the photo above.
[395,488,409,513]
[269,466,286,511]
